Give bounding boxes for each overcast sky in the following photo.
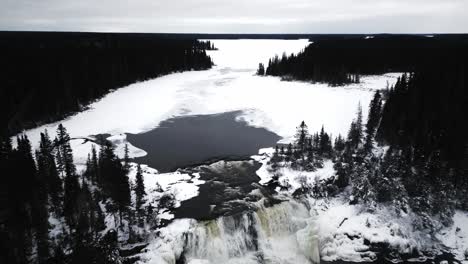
[0,0,467,33]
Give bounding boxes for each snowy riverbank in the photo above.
[130,147,468,263]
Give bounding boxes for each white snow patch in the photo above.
[139,219,195,264]
[69,139,100,170]
[48,214,66,242]
[437,210,468,262]
[314,196,429,262]
[158,210,175,221]
[107,133,147,159]
[127,163,205,211]
[253,148,336,193]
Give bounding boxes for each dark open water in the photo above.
[126,111,281,172]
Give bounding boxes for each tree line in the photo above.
[197,40,217,50]
[0,32,214,136]
[258,35,468,86]
[0,124,152,264]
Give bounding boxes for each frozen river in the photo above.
[23,39,399,168]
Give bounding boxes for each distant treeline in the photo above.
[198,40,217,50]
[0,32,213,136]
[261,35,468,86]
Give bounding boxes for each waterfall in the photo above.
[180,200,321,264]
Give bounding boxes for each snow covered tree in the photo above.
[350,162,376,204]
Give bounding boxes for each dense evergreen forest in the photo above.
[0,124,155,264]
[261,35,468,85]
[0,32,213,136]
[260,36,468,207]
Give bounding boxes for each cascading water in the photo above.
[138,159,322,264]
[178,200,320,264]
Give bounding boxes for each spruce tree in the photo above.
[123,143,130,173]
[92,190,106,233]
[312,133,320,150]
[99,141,130,221]
[75,182,94,246]
[334,134,346,152]
[356,103,363,139]
[280,146,285,155]
[134,164,146,215]
[55,124,80,227]
[347,104,363,150]
[63,170,80,228]
[91,145,99,183]
[295,121,309,153]
[286,143,293,157]
[84,153,92,180]
[364,91,382,152]
[16,135,37,202]
[11,135,37,263]
[56,124,76,178]
[257,63,265,75]
[37,130,63,210]
[319,126,332,156]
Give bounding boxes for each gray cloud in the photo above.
[0,0,466,33]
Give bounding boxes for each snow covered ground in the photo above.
[253,147,336,192]
[438,211,468,262]
[252,149,468,263]
[126,163,205,221]
[314,194,431,262]
[21,39,400,166]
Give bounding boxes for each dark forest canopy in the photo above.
[0,32,214,136]
[262,34,468,86]
[0,124,145,264]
